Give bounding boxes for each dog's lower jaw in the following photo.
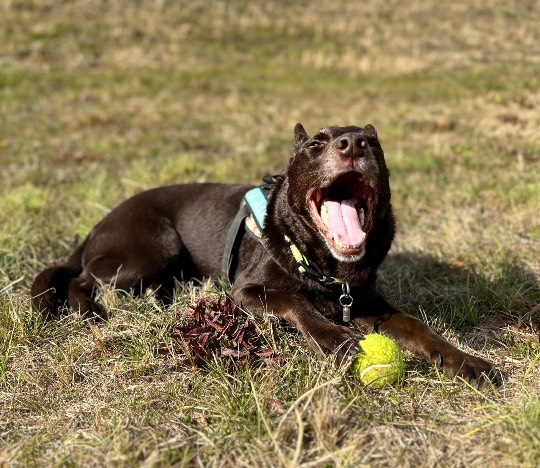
[324,238,366,262]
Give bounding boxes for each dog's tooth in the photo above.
[321,204,329,226]
[358,207,365,227]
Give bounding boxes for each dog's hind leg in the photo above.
[31,240,87,318]
[69,232,194,317]
[65,254,145,320]
[67,275,108,320]
[31,264,82,318]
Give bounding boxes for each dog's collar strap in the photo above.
[283,235,380,322]
[284,235,343,286]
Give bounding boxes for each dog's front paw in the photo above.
[319,324,364,365]
[434,350,501,388]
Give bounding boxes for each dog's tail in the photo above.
[30,245,84,319]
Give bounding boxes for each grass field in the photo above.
[1,0,539,466]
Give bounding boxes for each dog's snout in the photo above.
[335,133,368,158]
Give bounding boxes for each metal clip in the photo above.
[339,282,353,323]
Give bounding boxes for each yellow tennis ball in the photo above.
[352,333,405,388]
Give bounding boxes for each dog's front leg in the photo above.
[353,295,500,386]
[233,285,361,360]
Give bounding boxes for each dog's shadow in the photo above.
[377,250,539,351]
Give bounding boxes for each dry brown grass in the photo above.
[1,0,539,466]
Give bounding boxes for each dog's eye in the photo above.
[366,137,380,149]
[307,140,322,148]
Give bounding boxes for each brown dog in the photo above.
[31,124,499,386]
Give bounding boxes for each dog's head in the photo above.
[285,123,392,263]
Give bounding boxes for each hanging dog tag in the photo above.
[339,282,353,323]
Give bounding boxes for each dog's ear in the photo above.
[293,123,309,153]
[363,124,378,139]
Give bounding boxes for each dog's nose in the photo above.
[335,133,368,158]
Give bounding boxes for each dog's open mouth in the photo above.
[308,172,375,256]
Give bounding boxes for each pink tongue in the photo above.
[324,199,366,246]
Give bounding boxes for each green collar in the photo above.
[284,235,343,286]
[284,235,356,322]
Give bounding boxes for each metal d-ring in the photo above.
[339,282,353,322]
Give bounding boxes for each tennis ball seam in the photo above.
[358,361,401,379]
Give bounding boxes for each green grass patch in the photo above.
[1,0,539,466]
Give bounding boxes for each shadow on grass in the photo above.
[378,250,540,332]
